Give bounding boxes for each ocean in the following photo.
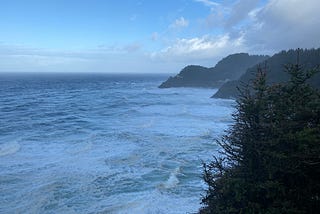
[0,73,235,214]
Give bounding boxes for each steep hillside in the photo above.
[159,53,269,88]
[213,48,320,99]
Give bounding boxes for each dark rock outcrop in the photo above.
[159,53,269,88]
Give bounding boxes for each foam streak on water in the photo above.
[0,73,235,214]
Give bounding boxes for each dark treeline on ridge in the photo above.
[159,48,320,100]
[159,53,268,88]
[199,62,320,213]
[214,48,320,99]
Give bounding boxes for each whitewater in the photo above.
[0,73,235,214]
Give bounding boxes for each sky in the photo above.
[0,0,319,73]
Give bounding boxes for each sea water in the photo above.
[0,73,235,214]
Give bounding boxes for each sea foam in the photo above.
[0,142,20,157]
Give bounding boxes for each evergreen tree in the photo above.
[200,63,320,213]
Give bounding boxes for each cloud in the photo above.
[204,8,227,29]
[194,0,220,7]
[0,44,110,60]
[169,17,189,29]
[123,43,141,53]
[1,0,319,73]
[151,32,159,41]
[151,34,246,64]
[243,0,320,52]
[225,0,260,29]
[199,2,230,29]
[150,0,320,65]
[0,52,90,72]
[0,43,144,72]
[201,0,258,30]
[198,0,320,55]
[130,14,138,21]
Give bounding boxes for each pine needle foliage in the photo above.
[200,63,320,214]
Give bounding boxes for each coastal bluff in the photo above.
[159,53,268,88]
[213,48,320,99]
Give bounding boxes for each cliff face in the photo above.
[159,53,269,88]
[212,48,320,99]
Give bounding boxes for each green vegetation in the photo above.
[214,48,320,99]
[159,53,268,88]
[200,63,320,213]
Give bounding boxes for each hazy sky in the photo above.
[0,0,319,73]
